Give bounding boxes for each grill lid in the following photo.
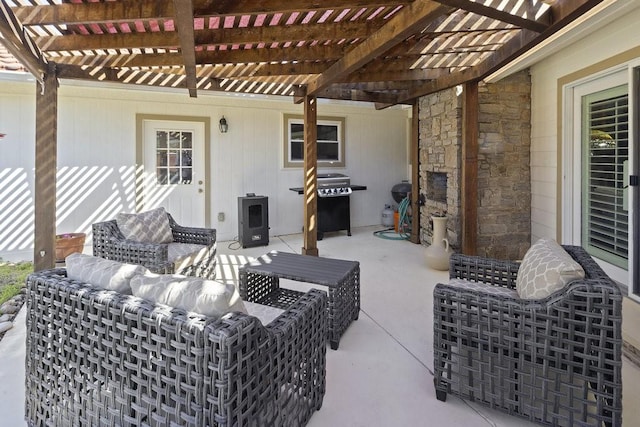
[317,173,350,187]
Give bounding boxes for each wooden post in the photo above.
[302,95,319,256]
[410,100,420,244]
[461,81,478,255]
[34,63,58,270]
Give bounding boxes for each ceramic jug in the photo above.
[425,216,453,270]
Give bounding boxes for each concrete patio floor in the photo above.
[1,225,638,426]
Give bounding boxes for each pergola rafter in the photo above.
[1,0,602,104]
[0,0,606,264]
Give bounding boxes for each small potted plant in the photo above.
[55,232,86,262]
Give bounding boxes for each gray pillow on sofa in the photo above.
[116,207,174,244]
[66,253,148,294]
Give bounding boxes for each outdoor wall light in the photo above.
[219,116,228,133]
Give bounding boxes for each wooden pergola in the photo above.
[0,0,604,269]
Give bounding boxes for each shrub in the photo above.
[0,261,33,307]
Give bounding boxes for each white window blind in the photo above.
[582,86,629,269]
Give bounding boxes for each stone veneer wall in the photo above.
[418,70,531,259]
[418,88,461,248]
[477,71,531,259]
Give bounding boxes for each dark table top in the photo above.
[239,251,359,287]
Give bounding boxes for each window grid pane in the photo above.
[288,121,341,163]
[156,130,194,185]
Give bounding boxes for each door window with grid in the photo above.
[581,85,629,269]
[155,130,193,185]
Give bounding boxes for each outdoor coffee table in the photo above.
[239,251,360,350]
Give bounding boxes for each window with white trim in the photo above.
[283,114,345,168]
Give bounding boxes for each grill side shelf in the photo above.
[289,185,367,195]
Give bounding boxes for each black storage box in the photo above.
[238,196,269,248]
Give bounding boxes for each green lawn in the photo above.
[0,261,32,307]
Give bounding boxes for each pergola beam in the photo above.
[0,1,46,83]
[55,63,223,92]
[172,0,197,97]
[305,0,451,97]
[397,0,604,101]
[13,0,410,25]
[35,19,381,53]
[434,0,551,32]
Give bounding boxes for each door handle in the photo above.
[198,180,203,185]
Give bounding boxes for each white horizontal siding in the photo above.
[529,3,640,243]
[0,81,410,261]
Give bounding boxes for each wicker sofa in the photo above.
[93,211,217,279]
[433,244,622,427]
[25,268,327,427]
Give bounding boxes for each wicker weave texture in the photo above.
[433,245,623,426]
[25,269,327,427]
[92,214,217,279]
[239,251,360,350]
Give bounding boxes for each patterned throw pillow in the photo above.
[515,238,585,300]
[116,207,173,244]
[130,273,247,318]
[66,253,148,294]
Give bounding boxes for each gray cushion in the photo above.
[244,301,285,325]
[130,273,247,318]
[515,238,585,300]
[447,278,519,299]
[167,242,213,274]
[116,207,173,244]
[66,253,148,294]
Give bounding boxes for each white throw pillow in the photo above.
[515,238,585,299]
[130,273,247,318]
[66,253,148,294]
[116,207,173,244]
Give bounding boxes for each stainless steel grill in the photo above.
[317,173,352,197]
[289,173,366,240]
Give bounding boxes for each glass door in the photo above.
[631,66,640,297]
[581,85,629,269]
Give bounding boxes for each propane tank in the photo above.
[381,205,394,227]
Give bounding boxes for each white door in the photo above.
[142,119,206,227]
[630,63,640,299]
[565,69,629,285]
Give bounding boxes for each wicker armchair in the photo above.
[93,214,216,279]
[433,245,622,427]
[25,268,327,427]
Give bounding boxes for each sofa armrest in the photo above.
[112,240,170,271]
[203,289,327,426]
[449,253,520,289]
[168,214,216,245]
[92,220,170,272]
